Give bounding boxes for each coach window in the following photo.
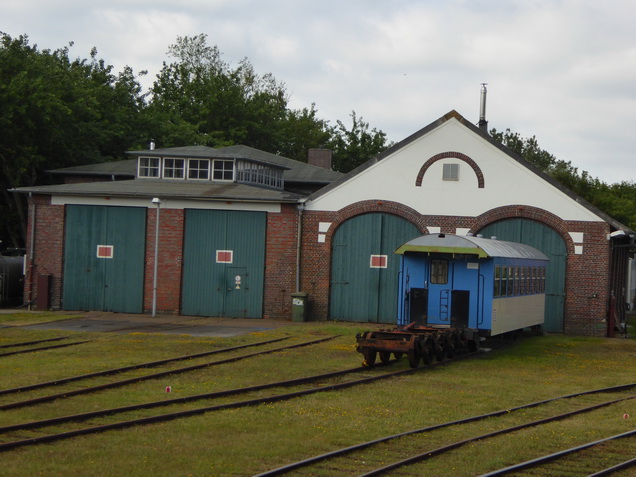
[431,259,448,284]
[494,266,501,297]
[501,266,508,296]
[506,267,513,296]
[541,267,546,293]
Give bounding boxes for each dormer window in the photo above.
[135,153,285,190]
[213,160,234,181]
[188,159,209,180]
[163,158,185,179]
[139,157,160,178]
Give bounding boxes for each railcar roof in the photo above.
[395,233,549,260]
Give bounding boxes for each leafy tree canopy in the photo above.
[491,128,636,229]
[0,32,147,248]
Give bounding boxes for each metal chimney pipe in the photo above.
[478,83,488,131]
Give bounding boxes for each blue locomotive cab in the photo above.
[395,234,548,337]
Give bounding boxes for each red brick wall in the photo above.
[25,195,65,310]
[26,192,614,335]
[144,208,184,314]
[263,204,299,319]
[300,200,612,337]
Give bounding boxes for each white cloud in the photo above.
[3,0,636,183]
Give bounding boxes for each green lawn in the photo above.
[0,313,633,476]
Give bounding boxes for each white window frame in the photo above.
[212,159,234,181]
[138,157,160,178]
[163,158,186,179]
[187,159,210,180]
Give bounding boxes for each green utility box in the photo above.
[291,292,308,322]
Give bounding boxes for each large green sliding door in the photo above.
[479,219,567,332]
[181,209,266,318]
[63,205,146,313]
[330,213,419,323]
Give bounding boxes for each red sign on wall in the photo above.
[96,245,114,259]
[216,250,233,264]
[369,255,388,268]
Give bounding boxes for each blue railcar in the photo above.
[395,233,549,337]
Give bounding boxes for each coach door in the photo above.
[181,209,266,318]
[479,219,566,332]
[425,258,475,328]
[330,213,419,323]
[63,205,146,313]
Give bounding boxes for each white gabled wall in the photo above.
[306,117,602,223]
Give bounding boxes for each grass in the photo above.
[0,313,634,476]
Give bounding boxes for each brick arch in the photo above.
[471,205,575,253]
[326,200,427,241]
[415,151,485,188]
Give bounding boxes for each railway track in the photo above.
[0,339,91,358]
[0,357,422,452]
[0,338,490,453]
[0,335,290,397]
[255,382,636,476]
[481,429,636,476]
[0,336,331,410]
[0,336,71,349]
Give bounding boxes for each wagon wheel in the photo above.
[421,338,434,365]
[393,352,403,361]
[407,342,421,368]
[379,351,391,364]
[363,348,377,366]
[434,335,445,362]
[445,334,457,358]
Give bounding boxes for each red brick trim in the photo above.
[326,200,429,241]
[471,204,576,252]
[415,151,485,188]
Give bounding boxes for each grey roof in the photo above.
[48,159,137,177]
[49,145,343,184]
[395,233,549,260]
[308,110,633,234]
[12,179,304,203]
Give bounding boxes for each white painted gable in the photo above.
[306,113,603,222]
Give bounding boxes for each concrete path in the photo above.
[0,310,300,337]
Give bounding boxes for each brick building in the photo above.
[15,145,341,320]
[12,111,633,336]
[299,111,632,336]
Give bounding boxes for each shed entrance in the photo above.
[330,213,419,323]
[478,219,566,332]
[62,205,146,313]
[181,209,266,318]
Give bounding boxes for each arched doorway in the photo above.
[479,219,566,332]
[330,213,420,323]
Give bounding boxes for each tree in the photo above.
[276,104,332,162]
[327,111,390,173]
[146,34,289,150]
[0,33,146,248]
[491,127,636,230]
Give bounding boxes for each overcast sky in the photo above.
[4,0,635,184]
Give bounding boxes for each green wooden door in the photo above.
[63,205,146,313]
[479,219,566,332]
[330,213,419,323]
[181,209,266,318]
